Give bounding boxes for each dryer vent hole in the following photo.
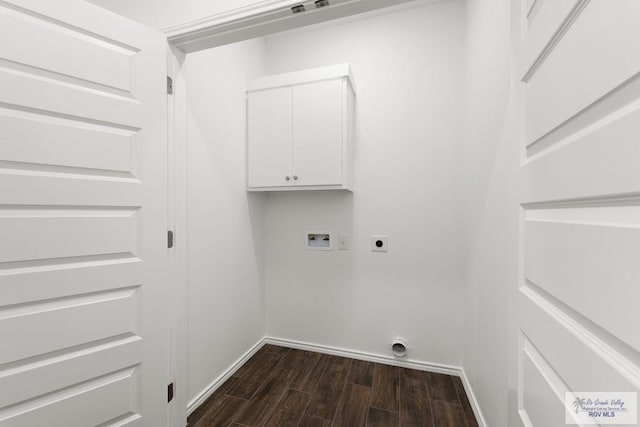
[392,341,407,357]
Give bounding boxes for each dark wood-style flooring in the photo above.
[187,345,479,427]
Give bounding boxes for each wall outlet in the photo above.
[371,235,388,252]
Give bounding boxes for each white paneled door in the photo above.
[514,0,640,426]
[0,1,168,426]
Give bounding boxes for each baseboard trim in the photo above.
[459,368,489,427]
[187,336,487,427]
[264,336,460,375]
[266,337,487,427]
[186,337,266,416]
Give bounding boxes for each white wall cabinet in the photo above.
[247,64,355,191]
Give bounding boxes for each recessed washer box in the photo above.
[306,232,333,250]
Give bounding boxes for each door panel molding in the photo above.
[513,0,640,425]
[0,1,168,425]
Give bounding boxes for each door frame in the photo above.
[164,0,456,424]
[508,1,525,426]
[163,0,435,52]
[167,45,189,427]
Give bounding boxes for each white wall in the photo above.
[463,0,518,426]
[184,38,268,403]
[262,0,468,367]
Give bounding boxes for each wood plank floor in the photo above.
[187,345,479,427]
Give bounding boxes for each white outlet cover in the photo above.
[371,235,388,252]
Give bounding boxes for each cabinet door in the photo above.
[247,87,293,188]
[292,79,344,186]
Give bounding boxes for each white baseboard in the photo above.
[266,337,488,427]
[186,337,266,416]
[264,336,460,375]
[459,368,488,427]
[187,336,487,427]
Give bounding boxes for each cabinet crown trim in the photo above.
[247,63,356,94]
